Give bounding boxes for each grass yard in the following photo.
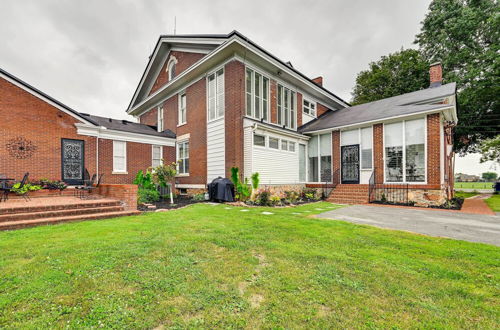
[454,191,479,199]
[0,203,499,328]
[485,194,500,212]
[454,181,495,189]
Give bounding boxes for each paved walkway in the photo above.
[461,194,495,215]
[317,204,500,246]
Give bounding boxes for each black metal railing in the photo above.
[368,167,409,205]
[321,169,340,199]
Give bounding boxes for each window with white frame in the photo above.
[207,69,224,121]
[299,144,306,182]
[288,141,296,152]
[277,84,296,129]
[308,133,332,182]
[303,99,316,117]
[177,140,189,174]
[178,93,186,125]
[253,133,266,147]
[157,106,164,132]
[113,140,127,173]
[384,119,425,183]
[281,140,288,150]
[167,57,177,81]
[245,68,269,121]
[269,137,279,149]
[361,127,373,169]
[152,145,163,167]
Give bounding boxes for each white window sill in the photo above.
[176,173,190,177]
[303,112,317,119]
[177,122,187,127]
[112,171,128,175]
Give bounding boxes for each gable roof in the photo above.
[299,82,457,133]
[127,30,350,115]
[0,67,98,126]
[79,113,176,138]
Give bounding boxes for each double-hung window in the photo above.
[157,106,164,132]
[303,99,316,117]
[277,84,296,129]
[360,127,373,169]
[178,93,186,125]
[152,145,163,167]
[208,69,224,121]
[384,119,425,182]
[308,133,332,182]
[177,140,189,175]
[113,141,127,173]
[245,68,269,121]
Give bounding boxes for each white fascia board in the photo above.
[75,123,176,146]
[1,72,96,126]
[250,122,310,141]
[128,35,349,115]
[303,106,455,134]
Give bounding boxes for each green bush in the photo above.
[192,193,206,201]
[302,188,318,201]
[256,190,271,206]
[11,183,42,195]
[284,190,300,204]
[138,188,160,204]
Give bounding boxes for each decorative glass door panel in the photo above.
[341,144,360,184]
[61,139,84,185]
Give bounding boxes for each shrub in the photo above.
[138,188,160,204]
[256,189,271,206]
[230,167,252,201]
[151,162,177,187]
[133,170,155,190]
[284,190,300,204]
[192,193,206,201]
[270,195,281,206]
[32,179,67,190]
[302,188,318,200]
[11,183,42,195]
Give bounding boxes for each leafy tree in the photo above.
[481,172,498,181]
[415,0,500,153]
[479,135,500,163]
[351,49,429,105]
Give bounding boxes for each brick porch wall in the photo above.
[427,113,441,185]
[332,131,341,183]
[373,123,384,183]
[96,184,138,210]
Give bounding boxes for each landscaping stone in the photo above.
[261,212,273,215]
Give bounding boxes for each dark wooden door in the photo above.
[341,144,360,184]
[61,139,84,185]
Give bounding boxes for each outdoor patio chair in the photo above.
[74,169,92,197]
[75,173,96,199]
[1,172,29,202]
[80,174,104,199]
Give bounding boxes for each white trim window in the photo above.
[245,68,269,121]
[384,118,426,183]
[308,133,332,182]
[360,127,373,170]
[178,93,187,125]
[303,98,316,117]
[253,133,266,147]
[112,140,127,173]
[167,56,177,81]
[177,140,189,175]
[152,145,163,167]
[157,105,164,132]
[277,84,296,129]
[207,69,224,121]
[269,137,279,149]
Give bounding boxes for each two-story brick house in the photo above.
[127,31,457,205]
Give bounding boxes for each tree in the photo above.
[351,49,429,105]
[415,0,500,153]
[479,135,500,163]
[481,172,498,182]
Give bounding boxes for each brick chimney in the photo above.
[429,62,442,87]
[312,76,323,86]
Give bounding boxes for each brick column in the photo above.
[332,131,341,183]
[270,79,278,124]
[296,92,303,127]
[373,124,384,183]
[427,113,441,185]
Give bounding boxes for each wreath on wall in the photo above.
[5,137,38,159]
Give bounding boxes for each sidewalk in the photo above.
[461,194,495,216]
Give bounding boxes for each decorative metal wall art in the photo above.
[5,136,38,159]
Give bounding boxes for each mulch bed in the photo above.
[138,196,204,211]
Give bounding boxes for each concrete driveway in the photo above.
[317,205,500,246]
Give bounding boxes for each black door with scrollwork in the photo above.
[341,144,360,184]
[61,139,84,185]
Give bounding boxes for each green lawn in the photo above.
[454,182,495,189]
[485,194,500,212]
[454,191,479,199]
[0,203,498,328]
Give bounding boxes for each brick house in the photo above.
[127,31,457,205]
[0,68,176,185]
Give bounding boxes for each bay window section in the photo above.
[405,119,425,182]
[277,84,296,129]
[320,134,332,182]
[245,68,269,121]
[308,135,319,182]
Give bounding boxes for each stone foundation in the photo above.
[408,189,447,207]
[259,184,305,197]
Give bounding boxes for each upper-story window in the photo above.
[277,85,296,129]
[178,93,186,125]
[303,98,316,117]
[245,68,269,122]
[167,56,177,81]
[157,105,164,132]
[207,69,224,121]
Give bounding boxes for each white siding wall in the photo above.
[302,113,315,125]
[250,129,301,185]
[244,126,253,179]
[207,118,225,182]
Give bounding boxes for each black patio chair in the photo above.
[76,173,96,199]
[74,169,92,197]
[80,174,104,199]
[1,172,29,202]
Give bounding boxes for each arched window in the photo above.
[167,56,178,81]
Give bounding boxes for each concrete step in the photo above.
[0,210,141,230]
[0,205,124,222]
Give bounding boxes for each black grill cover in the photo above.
[207,177,235,202]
